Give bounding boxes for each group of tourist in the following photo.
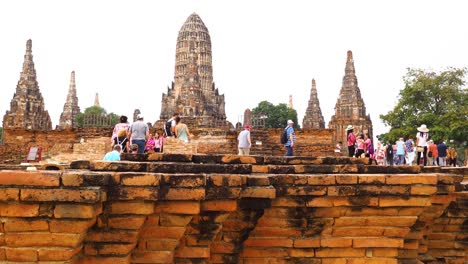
[346,124,459,167]
[103,113,192,161]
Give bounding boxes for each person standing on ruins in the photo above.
[346,125,356,157]
[237,125,252,155]
[111,115,129,143]
[175,116,191,143]
[284,120,296,156]
[128,114,149,154]
[164,113,179,137]
[416,124,429,166]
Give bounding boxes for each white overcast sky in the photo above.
[1,0,467,138]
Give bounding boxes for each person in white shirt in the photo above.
[237,125,252,155]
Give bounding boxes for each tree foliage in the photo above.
[252,101,299,128]
[76,106,120,127]
[379,68,468,146]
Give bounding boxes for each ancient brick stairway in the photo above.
[0,154,465,264]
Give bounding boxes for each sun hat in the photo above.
[287,120,294,124]
[346,125,354,131]
[137,114,144,120]
[245,125,251,129]
[417,124,429,132]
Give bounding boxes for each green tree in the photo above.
[379,67,467,148]
[0,127,3,143]
[76,106,119,127]
[252,101,298,128]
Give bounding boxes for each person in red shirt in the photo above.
[427,140,438,166]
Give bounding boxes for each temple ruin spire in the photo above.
[94,93,100,107]
[328,51,373,150]
[302,79,325,129]
[288,95,293,109]
[159,13,226,122]
[59,71,81,129]
[3,39,52,130]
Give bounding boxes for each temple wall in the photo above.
[0,154,465,263]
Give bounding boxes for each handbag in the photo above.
[416,146,424,153]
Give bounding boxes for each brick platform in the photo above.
[0,155,465,263]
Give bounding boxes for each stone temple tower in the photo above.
[160,13,226,121]
[302,79,325,129]
[58,71,81,129]
[3,39,52,130]
[328,51,373,148]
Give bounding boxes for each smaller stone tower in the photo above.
[288,95,293,109]
[3,39,52,130]
[58,71,81,129]
[302,79,325,129]
[94,93,100,107]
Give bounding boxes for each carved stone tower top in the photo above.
[160,13,226,122]
[3,39,52,130]
[328,51,373,149]
[94,93,100,107]
[59,71,81,129]
[302,79,325,129]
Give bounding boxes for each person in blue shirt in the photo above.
[103,145,122,161]
[284,120,296,156]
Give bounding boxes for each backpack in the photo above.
[164,120,173,137]
[428,151,433,157]
[280,129,288,144]
[386,145,393,156]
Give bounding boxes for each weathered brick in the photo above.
[175,247,210,258]
[288,248,315,257]
[250,227,302,237]
[38,246,82,261]
[208,174,243,186]
[294,238,321,248]
[358,175,386,184]
[316,248,365,257]
[154,201,200,214]
[120,173,160,186]
[76,256,131,264]
[353,237,404,248]
[308,175,336,185]
[285,186,327,196]
[306,197,334,207]
[244,237,293,247]
[385,175,437,185]
[210,242,236,253]
[5,233,83,247]
[5,247,37,262]
[0,170,60,186]
[336,175,358,184]
[164,188,205,200]
[332,227,384,236]
[85,230,138,243]
[241,248,288,258]
[4,219,48,232]
[146,239,179,251]
[159,214,193,226]
[241,186,276,198]
[54,204,97,218]
[252,165,269,173]
[97,243,137,255]
[49,219,95,233]
[139,227,186,239]
[333,197,378,207]
[131,251,173,263]
[0,188,19,201]
[201,200,237,211]
[20,188,101,203]
[334,216,417,227]
[61,171,110,186]
[0,203,39,217]
[410,185,437,195]
[162,174,206,187]
[379,197,432,207]
[108,216,146,229]
[111,186,158,200]
[372,248,399,257]
[321,237,353,247]
[347,258,397,264]
[109,201,154,215]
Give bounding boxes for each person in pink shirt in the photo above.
[346,125,356,157]
[145,133,156,152]
[355,134,365,158]
[154,132,163,153]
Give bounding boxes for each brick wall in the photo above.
[0,155,465,263]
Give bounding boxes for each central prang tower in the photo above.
[160,13,226,122]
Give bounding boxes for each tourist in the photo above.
[385,142,394,166]
[129,144,139,154]
[113,129,129,153]
[355,134,365,158]
[128,114,149,154]
[237,125,252,156]
[335,141,342,153]
[437,141,448,166]
[395,137,406,165]
[364,133,375,164]
[375,141,385,165]
[346,125,356,157]
[447,146,457,167]
[103,145,121,161]
[145,133,156,153]
[111,115,129,143]
[427,140,438,166]
[175,116,191,143]
[415,124,429,166]
[154,132,163,153]
[405,135,415,165]
[164,113,179,137]
[284,120,296,156]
